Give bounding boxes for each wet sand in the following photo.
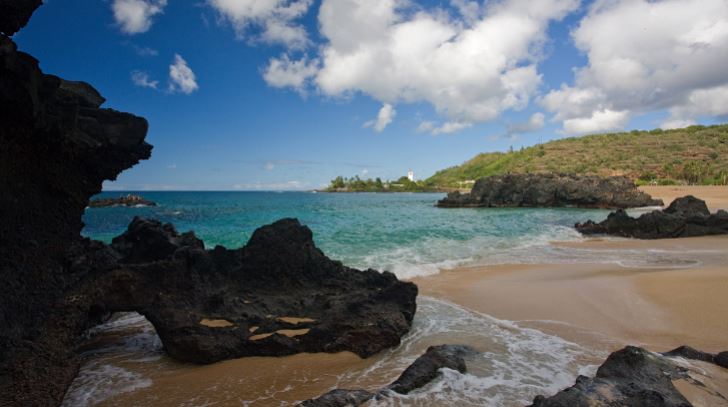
[415,237,728,353]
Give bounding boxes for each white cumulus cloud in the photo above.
[112,0,167,34]
[563,109,630,136]
[131,70,159,89]
[507,112,545,135]
[263,54,319,93]
[542,0,728,133]
[265,0,579,134]
[364,103,397,132]
[168,54,199,94]
[207,0,313,49]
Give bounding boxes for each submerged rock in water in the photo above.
[530,346,695,407]
[90,216,417,363]
[88,194,157,208]
[300,344,477,407]
[575,195,728,239]
[437,173,662,209]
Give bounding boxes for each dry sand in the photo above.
[640,185,728,211]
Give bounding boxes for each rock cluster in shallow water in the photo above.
[576,195,728,239]
[437,173,663,209]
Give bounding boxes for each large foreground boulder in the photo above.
[87,217,417,363]
[438,174,662,209]
[530,345,728,407]
[576,196,728,239]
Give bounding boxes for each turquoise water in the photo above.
[83,191,614,278]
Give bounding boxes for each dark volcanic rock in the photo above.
[437,173,662,209]
[0,0,42,36]
[88,194,157,208]
[530,346,693,407]
[385,344,474,394]
[576,195,728,239]
[300,345,477,407]
[299,390,376,407]
[3,5,417,405]
[716,352,728,369]
[1,21,151,406]
[662,345,717,364]
[91,217,417,364]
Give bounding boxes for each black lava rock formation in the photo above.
[88,194,157,208]
[299,345,477,407]
[437,173,662,209]
[0,3,417,405]
[576,195,728,239]
[530,345,728,407]
[93,217,417,364]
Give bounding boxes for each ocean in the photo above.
[83,191,636,279]
[69,191,709,406]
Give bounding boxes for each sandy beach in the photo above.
[416,186,728,354]
[641,185,728,211]
[72,185,728,406]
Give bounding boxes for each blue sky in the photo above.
[14,0,728,190]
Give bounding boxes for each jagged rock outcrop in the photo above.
[576,195,728,239]
[1,11,152,405]
[89,217,417,364]
[88,194,157,208]
[0,0,42,36]
[437,173,662,209]
[300,345,477,407]
[1,4,417,405]
[530,345,728,407]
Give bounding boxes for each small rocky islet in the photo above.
[88,194,156,208]
[437,173,663,209]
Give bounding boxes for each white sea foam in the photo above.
[61,363,152,407]
[355,223,728,279]
[61,313,162,407]
[324,297,606,407]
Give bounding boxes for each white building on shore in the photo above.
[407,170,414,182]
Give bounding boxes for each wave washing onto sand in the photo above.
[331,297,605,406]
[355,225,728,279]
[60,298,606,406]
[61,313,163,407]
[355,225,585,279]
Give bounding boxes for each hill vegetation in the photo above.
[325,176,440,192]
[425,124,728,187]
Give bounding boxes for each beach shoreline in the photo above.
[67,185,728,406]
[414,185,728,355]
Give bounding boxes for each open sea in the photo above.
[69,191,717,406]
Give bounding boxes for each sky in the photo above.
[13,0,728,190]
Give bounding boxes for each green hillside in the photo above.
[426,124,728,187]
